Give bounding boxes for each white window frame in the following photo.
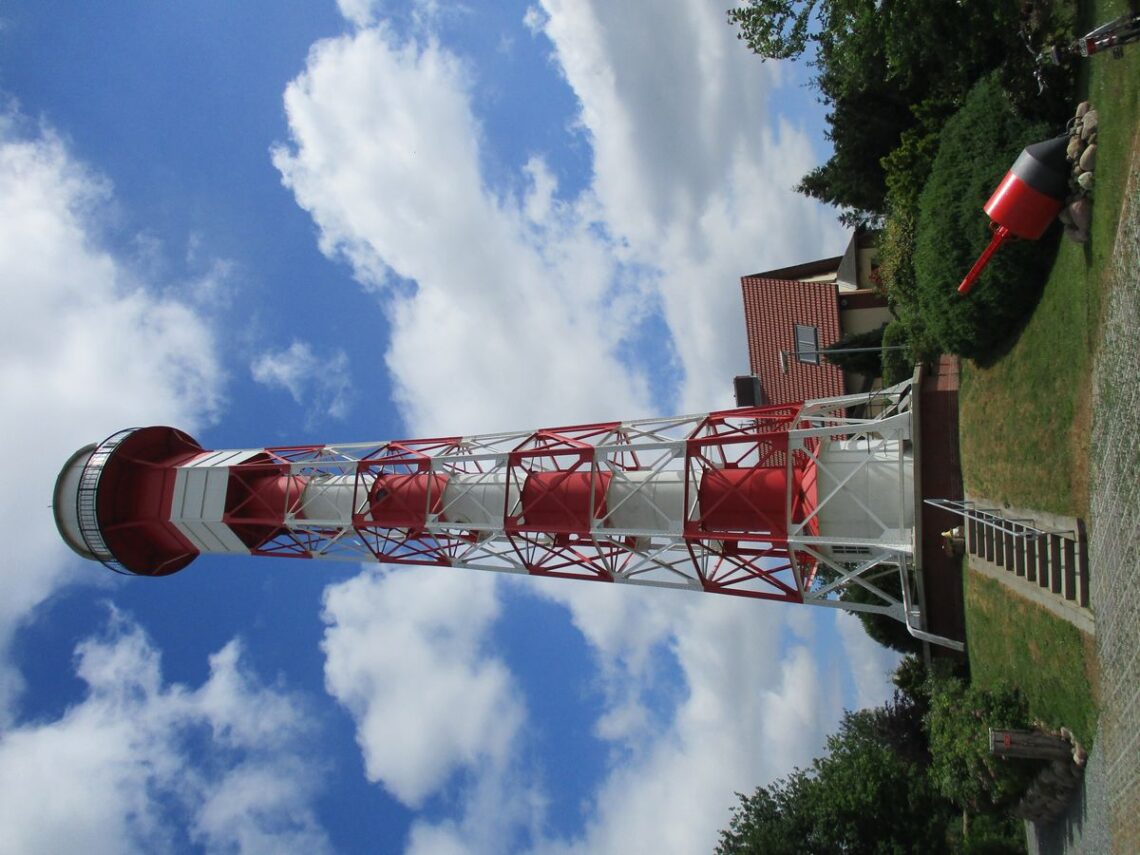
[794,324,819,364]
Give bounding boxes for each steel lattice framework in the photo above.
[53,379,962,649]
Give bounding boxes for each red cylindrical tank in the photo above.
[697,466,803,535]
[368,473,449,528]
[518,471,612,533]
[224,457,308,550]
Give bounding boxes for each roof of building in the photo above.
[740,276,845,405]
[748,255,843,283]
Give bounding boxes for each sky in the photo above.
[0,1,902,853]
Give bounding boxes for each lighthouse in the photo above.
[53,379,958,648]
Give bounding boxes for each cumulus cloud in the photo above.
[514,587,845,855]
[0,109,225,719]
[337,0,382,28]
[278,2,882,852]
[321,567,527,808]
[251,339,353,422]
[530,0,844,411]
[834,611,904,711]
[0,611,330,855]
[272,24,654,435]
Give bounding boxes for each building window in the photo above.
[794,324,819,364]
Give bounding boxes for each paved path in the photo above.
[1086,150,1140,855]
[1031,141,1140,855]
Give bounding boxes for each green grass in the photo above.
[957,0,1140,753]
[963,567,1099,747]
[958,0,1140,518]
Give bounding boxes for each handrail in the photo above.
[74,428,138,575]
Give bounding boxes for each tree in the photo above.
[716,771,816,855]
[823,324,887,378]
[726,0,821,61]
[925,676,1036,812]
[716,704,958,854]
[726,0,1060,222]
[727,0,937,221]
[717,661,1032,855]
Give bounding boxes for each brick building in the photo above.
[739,230,890,405]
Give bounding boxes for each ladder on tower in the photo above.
[924,498,1091,625]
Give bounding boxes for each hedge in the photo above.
[913,74,1058,360]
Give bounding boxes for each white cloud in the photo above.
[522,6,547,36]
[319,563,870,855]
[321,567,527,808]
[517,589,846,855]
[273,25,654,435]
[834,611,903,711]
[275,2,844,430]
[0,611,330,855]
[337,0,382,28]
[250,339,353,422]
[279,3,881,852]
[0,110,225,720]
[530,0,844,411]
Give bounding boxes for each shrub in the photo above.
[878,211,941,363]
[823,324,886,378]
[913,74,1058,360]
[925,675,1037,812]
[879,210,918,305]
[882,96,958,214]
[952,811,1030,855]
[881,320,916,386]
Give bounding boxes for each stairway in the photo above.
[925,497,1093,634]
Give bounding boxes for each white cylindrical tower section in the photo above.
[813,438,914,540]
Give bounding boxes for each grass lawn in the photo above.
[963,567,1099,746]
[958,0,1140,518]
[955,0,1138,742]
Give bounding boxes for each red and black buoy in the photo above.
[958,136,1070,295]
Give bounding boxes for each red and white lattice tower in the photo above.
[53,380,958,647]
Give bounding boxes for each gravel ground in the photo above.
[1030,145,1140,855]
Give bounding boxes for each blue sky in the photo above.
[0,2,900,852]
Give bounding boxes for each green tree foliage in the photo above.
[881,320,915,386]
[913,75,1056,360]
[716,771,816,855]
[824,323,886,377]
[794,86,914,221]
[926,675,1036,812]
[726,0,820,60]
[716,699,957,854]
[716,660,1032,855]
[726,0,1050,222]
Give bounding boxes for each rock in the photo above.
[1065,224,1090,244]
[1088,132,1097,147]
[1067,197,1092,231]
[1067,135,1084,161]
[1079,143,1097,172]
[1059,206,1074,226]
[1081,110,1099,140]
[1078,171,1095,191]
[1076,101,1090,119]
